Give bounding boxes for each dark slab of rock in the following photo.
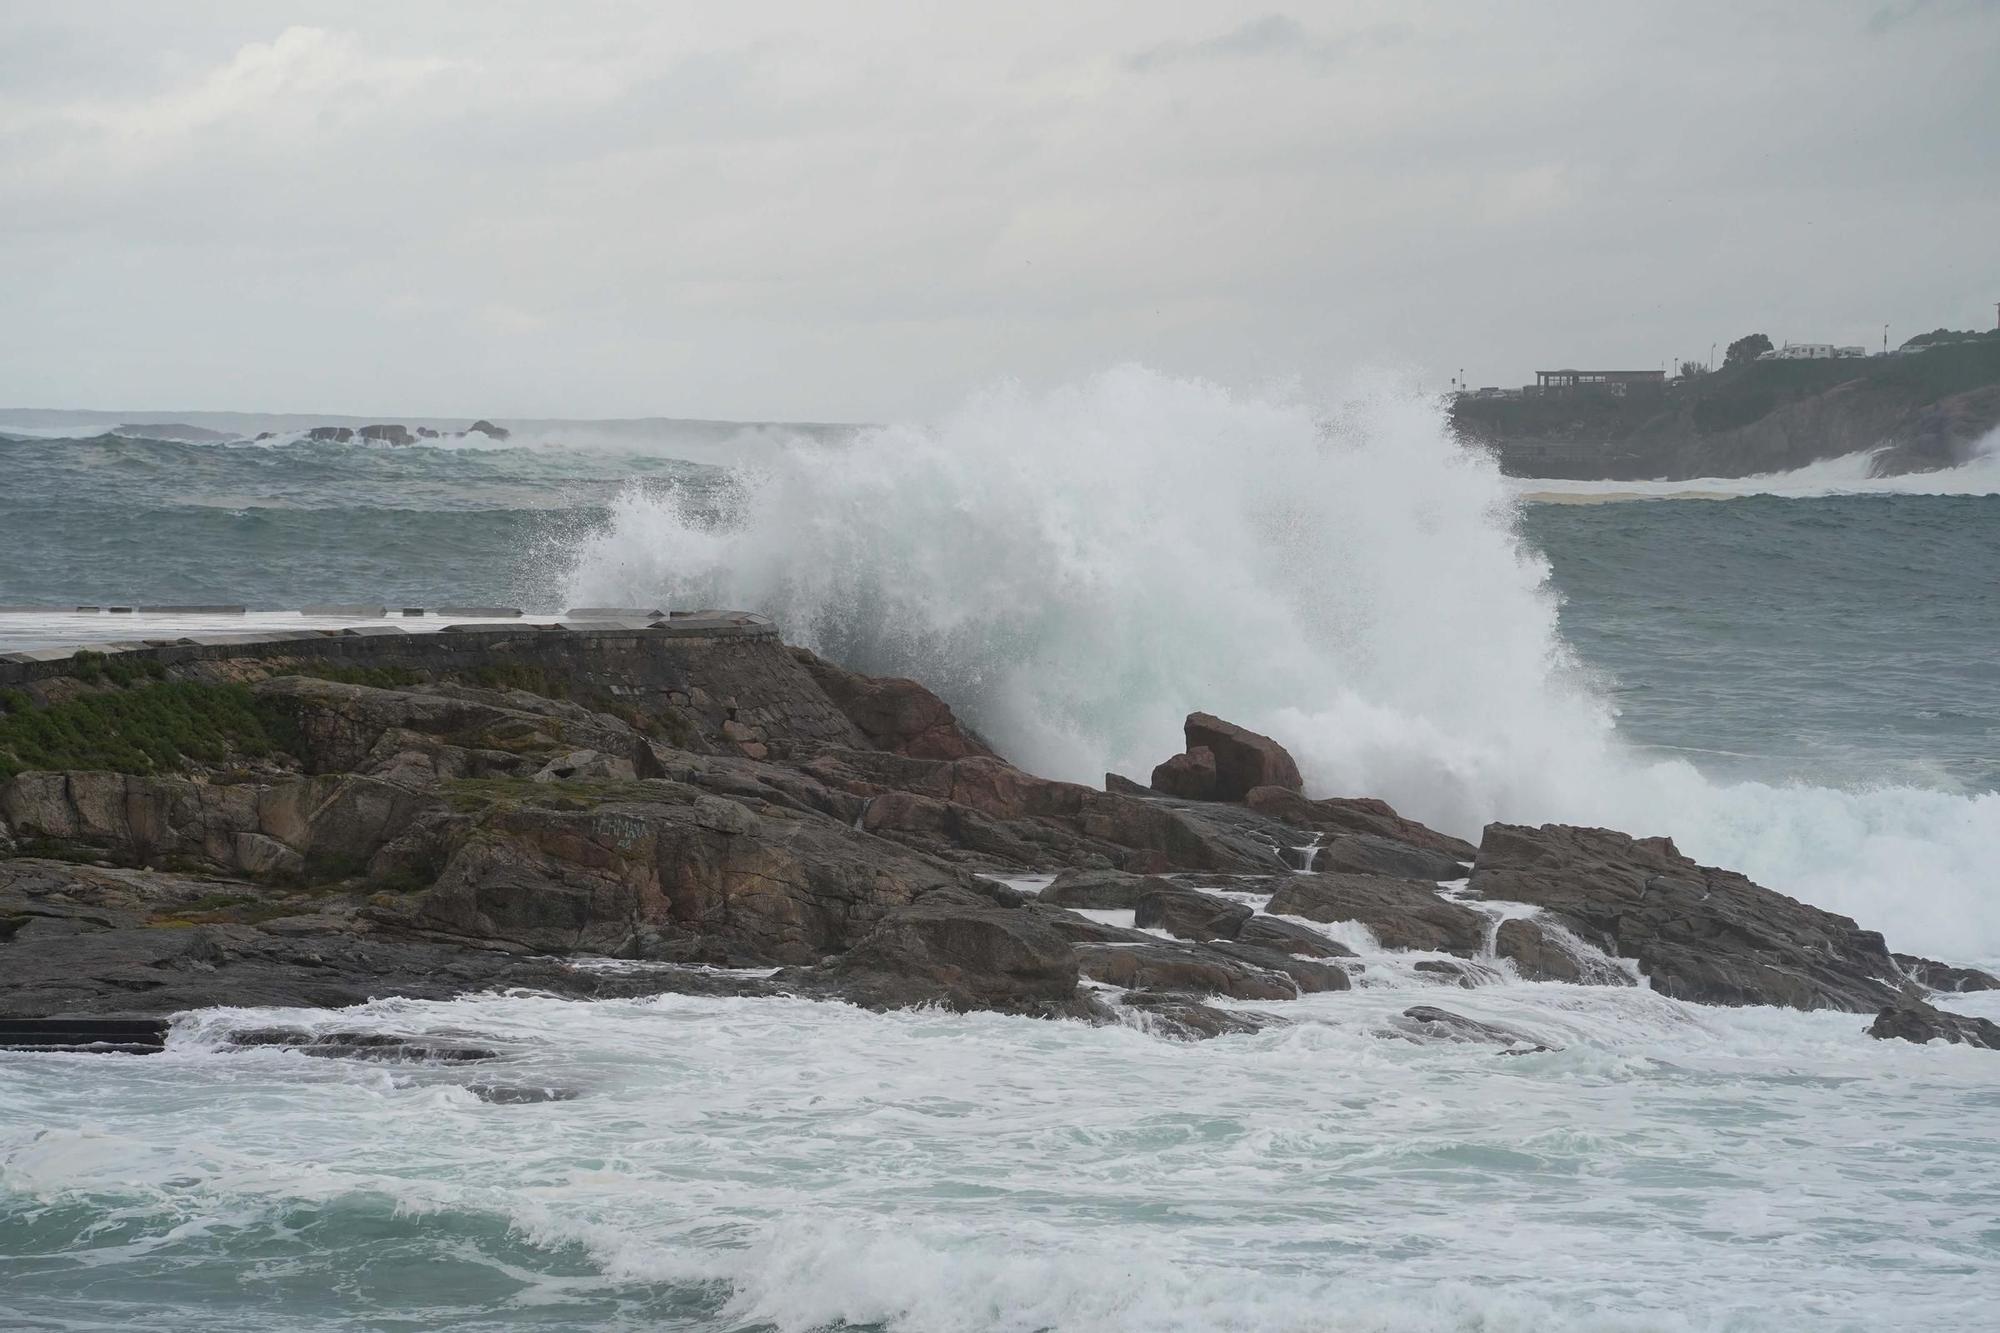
[1235,913,1354,959]
[1150,746,1217,800]
[1025,903,1159,945]
[1469,823,1908,1012]
[791,648,995,760]
[1390,1005,1560,1053]
[1494,917,1633,986]
[1201,940,1351,992]
[1117,989,1274,1040]
[1243,787,1478,860]
[1265,873,1486,955]
[1134,886,1253,941]
[466,419,511,440]
[1075,940,1297,1001]
[1183,713,1302,800]
[1411,958,1501,988]
[358,424,414,446]
[226,1027,501,1062]
[1312,833,1465,882]
[1893,953,2000,993]
[783,889,1087,1016]
[306,426,354,442]
[467,1083,581,1104]
[1868,1000,2000,1050]
[1103,773,1152,797]
[1041,868,1175,910]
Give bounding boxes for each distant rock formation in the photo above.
[358,424,414,446]
[305,426,354,442]
[466,419,511,440]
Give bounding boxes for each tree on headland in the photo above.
[1724,333,1772,366]
[1678,360,1708,379]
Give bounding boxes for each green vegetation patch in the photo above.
[0,681,302,781]
[276,662,427,689]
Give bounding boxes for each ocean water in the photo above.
[4,372,2000,1330]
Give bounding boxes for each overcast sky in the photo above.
[1,1,1995,421]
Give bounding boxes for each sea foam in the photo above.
[560,366,2000,962]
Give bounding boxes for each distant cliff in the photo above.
[1454,335,2000,479]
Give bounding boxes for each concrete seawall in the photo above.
[0,610,865,757]
[0,612,775,687]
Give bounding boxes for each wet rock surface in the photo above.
[1466,823,1971,1013]
[1265,873,1487,955]
[1867,1000,2000,1049]
[1,639,1991,1051]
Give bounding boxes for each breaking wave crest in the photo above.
[561,366,2000,961]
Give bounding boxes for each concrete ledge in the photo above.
[302,605,389,618]
[567,607,667,619]
[0,611,780,686]
[138,605,247,615]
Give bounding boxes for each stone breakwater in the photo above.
[1,619,1996,1053]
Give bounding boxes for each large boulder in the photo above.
[1183,713,1303,800]
[1150,747,1218,800]
[784,889,1086,1016]
[1265,873,1486,955]
[1467,823,1918,1012]
[1134,886,1253,941]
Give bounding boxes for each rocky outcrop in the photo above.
[4,629,1994,1051]
[1868,1000,2000,1050]
[1467,823,1916,1011]
[358,424,414,446]
[466,420,511,440]
[1311,833,1466,881]
[784,889,1089,1016]
[791,649,995,761]
[1494,917,1632,986]
[1265,874,1486,955]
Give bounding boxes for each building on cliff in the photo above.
[1760,342,1869,360]
[1530,369,1665,397]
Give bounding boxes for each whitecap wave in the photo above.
[1516,425,2000,501]
[561,367,2000,962]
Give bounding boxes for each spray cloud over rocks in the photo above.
[562,366,2000,961]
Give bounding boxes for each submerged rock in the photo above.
[1390,1005,1559,1053]
[226,1028,502,1062]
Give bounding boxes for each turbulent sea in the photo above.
[4,371,2000,1331]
